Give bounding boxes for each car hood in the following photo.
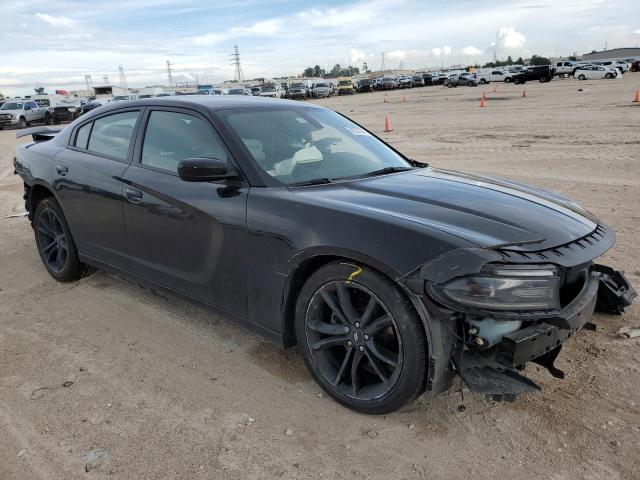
[293,168,599,252]
[0,109,21,115]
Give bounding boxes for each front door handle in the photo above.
[125,188,143,204]
[56,165,68,176]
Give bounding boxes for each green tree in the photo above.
[34,87,45,95]
[303,67,314,77]
[312,65,325,77]
[515,57,524,65]
[529,55,551,65]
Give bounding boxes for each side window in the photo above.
[75,122,92,149]
[141,110,227,173]
[87,111,139,161]
[29,102,38,109]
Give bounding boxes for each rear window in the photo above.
[87,111,140,160]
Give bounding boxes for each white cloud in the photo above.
[232,19,282,36]
[497,27,526,49]
[350,48,366,63]
[634,29,640,34]
[431,45,452,57]
[35,13,78,29]
[461,46,482,56]
[387,50,407,60]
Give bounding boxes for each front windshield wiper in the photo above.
[289,177,333,187]
[359,166,414,178]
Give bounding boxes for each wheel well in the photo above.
[26,184,54,222]
[282,255,341,347]
[281,255,403,348]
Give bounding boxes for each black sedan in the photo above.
[13,97,634,414]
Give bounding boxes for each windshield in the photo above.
[338,81,351,86]
[262,85,276,92]
[229,89,244,94]
[315,83,329,88]
[291,83,305,89]
[1,102,23,110]
[221,107,410,185]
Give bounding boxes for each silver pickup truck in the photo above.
[0,99,51,129]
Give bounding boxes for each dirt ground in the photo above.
[1,74,639,480]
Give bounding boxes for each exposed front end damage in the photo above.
[402,224,636,401]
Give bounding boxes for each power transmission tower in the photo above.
[118,65,128,90]
[103,75,109,84]
[231,45,245,85]
[166,60,174,87]
[381,53,385,73]
[84,75,93,91]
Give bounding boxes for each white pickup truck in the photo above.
[0,99,51,129]
[554,61,580,77]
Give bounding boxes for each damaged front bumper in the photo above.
[403,229,636,402]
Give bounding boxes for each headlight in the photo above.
[432,264,560,312]
[68,107,77,113]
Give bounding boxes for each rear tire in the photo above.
[295,261,428,414]
[33,197,93,282]
[578,74,586,80]
[505,77,512,83]
[605,73,613,79]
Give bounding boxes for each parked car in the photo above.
[574,65,617,80]
[0,99,51,129]
[593,60,626,75]
[288,83,308,100]
[355,79,374,93]
[80,101,103,115]
[555,61,580,77]
[446,74,478,87]
[421,73,433,86]
[250,86,262,96]
[397,76,413,88]
[260,84,284,98]
[522,65,555,83]
[13,96,635,413]
[488,70,516,83]
[411,75,424,87]
[337,77,354,95]
[378,77,397,90]
[311,82,331,98]
[228,88,250,96]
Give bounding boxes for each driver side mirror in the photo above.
[177,157,238,182]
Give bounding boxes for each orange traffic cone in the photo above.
[633,90,640,102]
[383,115,393,132]
[522,89,527,97]
[480,97,486,108]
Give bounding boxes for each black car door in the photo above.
[53,109,142,270]
[121,107,249,317]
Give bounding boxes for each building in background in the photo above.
[582,48,640,61]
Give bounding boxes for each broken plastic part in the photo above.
[593,264,636,315]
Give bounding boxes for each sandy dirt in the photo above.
[1,74,639,480]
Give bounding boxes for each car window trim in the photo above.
[133,105,246,183]
[67,107,143,164]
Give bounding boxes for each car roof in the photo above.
[91,95,325,115]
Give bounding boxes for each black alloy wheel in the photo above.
[296,262,428,414]
[33,197,92,282]
[36,206,68,273]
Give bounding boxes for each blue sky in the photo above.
[1,0,639,96]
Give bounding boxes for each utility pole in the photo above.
[118,65,128,91]
[84,75,93,92]
[166,60,174,87]
[231,45,245,86]
[493,31,498,63]
[103,75,109,84]
[381,53,385,73]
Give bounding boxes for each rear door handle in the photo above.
[125,188,143,204]
[56,165,68,176]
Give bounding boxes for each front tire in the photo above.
[18,117,27,129]
[578,74,586,80]
[33,197,92,282]
[295,261,428,414]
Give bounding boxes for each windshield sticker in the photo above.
[345,126,371,136]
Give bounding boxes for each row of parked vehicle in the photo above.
[0,94,91,130]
